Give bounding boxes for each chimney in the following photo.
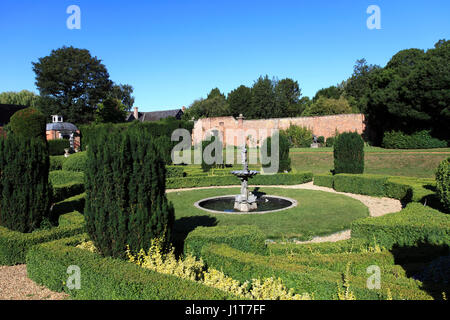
[133,107,139,120]
[182,106,186,112]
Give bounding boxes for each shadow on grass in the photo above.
[391,243,450,300]
[173,215,217,256]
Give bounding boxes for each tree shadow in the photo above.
[172,215,217,257]
[390,243,450,299]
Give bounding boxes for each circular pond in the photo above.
[194,195,297,214]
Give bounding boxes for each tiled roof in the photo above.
[126,109,183,122]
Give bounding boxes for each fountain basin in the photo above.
[194,195,297,214]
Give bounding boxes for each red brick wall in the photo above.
[192,114,366,146]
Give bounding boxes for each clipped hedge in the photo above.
[313,174,334,189]
[435,157,450,212]
[48,139,70,156]
[184,225,267,258]
[382,130,447,149]
[50,170,84,186]
[167,172,313,189]
[198,243,431,300]
[52,182,85,203]
[351,202,450,249]
[62,152,87,172]
[26,234,237,300]
[0,211,85,265]
[50,155,68,171]
[166,166,186,178]
[333,174,388,197]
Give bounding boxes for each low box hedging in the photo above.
[0,211,85,265]
[184,225,267,258]
[48,139,70,156]
[52,182,85,203]
[199,243,431,300]
[26,234,237,300]
[50,170,84,186]
[51,194,86,221]
[313,174,334,188]
[62,152,87,172]
[351,202,450,249]
[166,166,186,178]
[333,174,388,197]
[167,172,313,189]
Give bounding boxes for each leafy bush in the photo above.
[50,155,67,170]
[382,130,447,149]
[0,211,84,265]
[351,202,450,249]
[326,137,335,147]
[0,135,52,233]
[436,157,450,212]
[48,139,70,156]
[261,131,291,173]
[333,132,364,174]
[317,136,325,144]
[184,225,267,258]
[62,152,87,172]
[282,124,312,148]
[84,126,174,258]
[9,107,47,139]
[26,234,235,300]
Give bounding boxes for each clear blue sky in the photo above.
[0,0,449,112]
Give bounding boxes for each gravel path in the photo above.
[0,265,68,300]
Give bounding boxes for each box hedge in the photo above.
[62,152,87,172]
[198,243,431,300]
[351,202,450,249]
[0,211,85,265]
[167,172,313,189]
[184,225,267,258]
[26,234,237,300]
[313,174,334,189]
[48,139,70,156]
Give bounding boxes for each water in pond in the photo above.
[198,196,294,213]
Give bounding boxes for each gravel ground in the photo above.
[0,265,68,300]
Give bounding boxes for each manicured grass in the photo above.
[168,187,369,242]
[290,150,450,178]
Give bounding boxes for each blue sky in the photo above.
[0,0,449,112]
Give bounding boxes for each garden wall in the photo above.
[192,114,366,146]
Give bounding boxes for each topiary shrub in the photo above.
[0,135,52,233]
[201,131,223,172]
[317,136,325,145]
[326,137,335,147]
[9,107,47,140]
[436,157,450,212]
[261,131,291,173]
[62,152,87,172]
[48,139,70,156]
[84,127,175,259]
[333,132,364,174]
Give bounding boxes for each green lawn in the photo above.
[168,187,369,242]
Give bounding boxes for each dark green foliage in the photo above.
[201,133,223,172]
[33,46,113,124]
[166,172,313,189]
[166,166,186,178]
[26,235,237,300]
[333,132,364,174]
[261,132,291,173]
[0,135,52,233]
[382,130,447,149]
[49,170,84,186]
[227,85,252,118]
[282,125,312,148]
[84,126,175,259]
[436,157,450,212]
[62,152,87,172]
[351,203,450,249]
[52,183,84,203]
[0,211,84,265]
[317,136,325,144]
[50,155,67,170]
[9,107,47,140]
[184,225,267,258]
[325,137,335,147]
[48,139,70,156]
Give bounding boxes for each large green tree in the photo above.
[109,83,135,111]
[32,46,113,124]
[183,88,230,119]
[227,85,252,118]
[364,40,450,144]
[251,75,277,119]
[275,78,305,117]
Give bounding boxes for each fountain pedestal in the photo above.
[231,141,259,212]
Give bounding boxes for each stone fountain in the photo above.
[231,141,259,212]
